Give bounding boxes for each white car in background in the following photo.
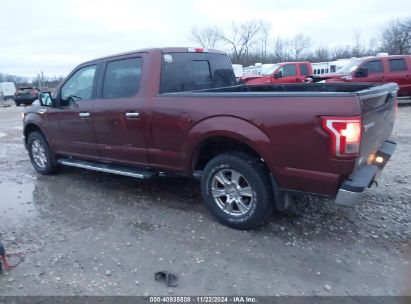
[0,82,16,99]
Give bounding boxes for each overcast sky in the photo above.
[1,0,410,78]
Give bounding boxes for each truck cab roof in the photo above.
[82,47,227,66]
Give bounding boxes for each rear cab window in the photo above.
[159,52,237,93]
[361,60,383,73]
[299,64,309,76]
[389,58,408,72]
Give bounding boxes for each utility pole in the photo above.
[41,71,44,91]
[0,89,4,107]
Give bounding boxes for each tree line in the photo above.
[190,17,411,66]
[2,17,410,83]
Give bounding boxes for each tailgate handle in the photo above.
[79,112,90,118]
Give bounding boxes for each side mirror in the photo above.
[39,92,54,107]
[354,67,369,78]
[274,71,283,79]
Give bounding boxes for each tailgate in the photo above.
[357,83,398,166]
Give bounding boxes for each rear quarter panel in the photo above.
[149,94,362,196]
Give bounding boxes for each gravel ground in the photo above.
[0,104,410,296]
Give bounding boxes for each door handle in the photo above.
[79,112,90,118]
[125,112,140,118]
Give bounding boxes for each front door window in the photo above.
[61,65,97,106]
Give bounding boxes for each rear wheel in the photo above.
[15,101,20,106]
[27,131,59,174]
[200,153,274,230]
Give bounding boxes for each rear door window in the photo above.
[160,53,237,93]
[362,60,383,73]
[102,58,143,99]
[389,58,408,72]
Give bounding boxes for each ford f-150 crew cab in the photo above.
[23,47,397,230]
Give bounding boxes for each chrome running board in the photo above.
[57,158,156,179]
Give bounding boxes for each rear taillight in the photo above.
[322,116,362,157]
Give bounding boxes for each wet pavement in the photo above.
[0,105,410,296]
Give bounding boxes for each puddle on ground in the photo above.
[0,181,37,220]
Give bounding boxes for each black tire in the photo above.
[200,153,274,230]
[27,131,59,174]
[15,101,20,107]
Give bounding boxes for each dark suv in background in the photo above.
[14,87,40,106]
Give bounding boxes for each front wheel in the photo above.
[27,131,59,174]
[200,153,274,230]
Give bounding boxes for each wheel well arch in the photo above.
[24,123,44,142]
[192,136,264,171]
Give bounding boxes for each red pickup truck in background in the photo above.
[23,48,397,230]
[320,55,411,96]
[243,61,313,85]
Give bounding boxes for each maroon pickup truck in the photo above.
[23,47,397,229]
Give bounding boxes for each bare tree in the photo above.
[351,30,367,57]
[217,19,268,65]
[190,26,220,49]
[366,37,379,56]
[331,45,353,60]
[272,36,290,62]
[290,34,310,60]
[311,45,331,62]
[380,18,411,54]
[258,22,271,62]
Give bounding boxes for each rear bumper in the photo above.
[15,97,37,104]
[334,140,396,207]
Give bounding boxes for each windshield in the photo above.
[338,58,364,74]
[261,64,280,76]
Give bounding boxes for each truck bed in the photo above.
[165,83,392,95]
[158,82,398,196]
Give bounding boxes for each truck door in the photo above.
[91,55,149,165]
[385,57,410,96]
[52,64,100,158]
[273,64,299,83]
[353,59,384,83]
